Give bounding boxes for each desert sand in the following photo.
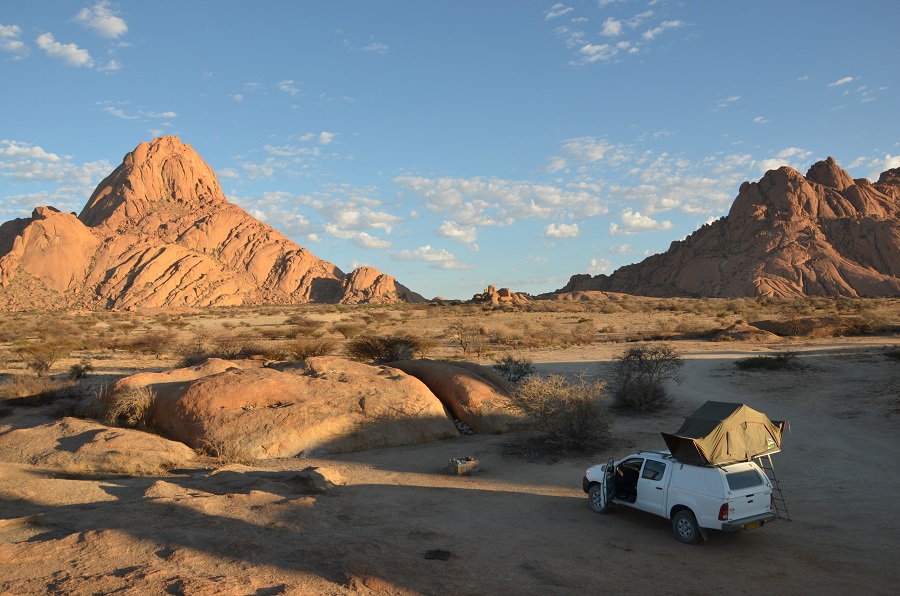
[1,331,899,595]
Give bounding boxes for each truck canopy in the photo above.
[661,401,785,466]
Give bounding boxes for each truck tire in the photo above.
[588,484,609,513]
[672,510,701,544]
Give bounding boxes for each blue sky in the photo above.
[1,1,898,300]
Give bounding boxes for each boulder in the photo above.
[386,359,517,434]
[117,356,458,459]
[0,416,196,475]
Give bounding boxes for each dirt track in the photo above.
[1,340,899,594]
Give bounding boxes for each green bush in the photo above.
[505,373,610,452]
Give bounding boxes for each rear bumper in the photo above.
[721,512,778,532]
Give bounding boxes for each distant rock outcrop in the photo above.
[550,157,900,298]
[471,284,530,305]
[0,136,424,310]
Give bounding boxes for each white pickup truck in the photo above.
[582,450,777,543]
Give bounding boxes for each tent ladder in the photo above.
[756,453,791,521]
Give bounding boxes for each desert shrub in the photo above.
[570,321,596,345]
[286,338,337,361]
[445,320,485,356]
[129,330,176,358]
[15,340,75,376]
[0,375,77,406]
[211,330,256,359]
[493,355,535,382]
[505,373,610,451]
[288,316,326,337]
[365,311,393,326]
[177,328,213,365]
[68,359,94,380]
[345,333,425,363]
[605,342,684,412]
[734,350,799,371]
[104,386,155,430]
[332,322,366,339]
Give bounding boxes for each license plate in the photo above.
[744,521,762,530]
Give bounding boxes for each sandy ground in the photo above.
[1,337,899,595]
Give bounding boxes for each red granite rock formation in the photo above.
[0,137,424,309]
[551,157,900,298]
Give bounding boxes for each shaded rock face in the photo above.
[386,359,517,434]
[115,356,458,458]
[0,136,424,310]
[552,158,900,298]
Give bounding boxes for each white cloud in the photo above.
[0,140,61,162]
[601,18,623,37]
[869,154,900,179]
[607,243,635,254]
[391,245,473,269]
[74,1,128,38]
[278,80,300,96]
[544,223,579,239]
[610,208,672,235]
[437,220,479,248]
[36,33,93,67]
[361,42,389,54]
[752,116,770,124]
[318,131,335,145]
[757,147,812,173]
[97,59,121,73]
[642,20,684,41]
[828,76,854,87]
[588,258,611,275]
[230,94,244,102]
[394,175,607,226]
[545,3,574,20]
[324,226,392,250]
[0,24,29,59]
[715,95,740,109]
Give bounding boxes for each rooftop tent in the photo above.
[661,401,786,466]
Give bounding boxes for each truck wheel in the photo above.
[588,484,609,513]
[672,510,701,544]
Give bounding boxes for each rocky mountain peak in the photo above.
[0,137,425,309]
[79,136,226,229]
[550,157,900,299]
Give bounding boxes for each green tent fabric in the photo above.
[661,401,786,466]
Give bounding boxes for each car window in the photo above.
[621,458,644,473]
[641,460,666,481]
[726,469,765,490]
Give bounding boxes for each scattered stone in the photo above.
[447,456,478,475]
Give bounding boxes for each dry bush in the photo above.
[492,355,535,382]
[332,322,366,339]
[286,316,326,337]
[129,330,176,358]
[0,375,78,406]
[287,338,337,360]
[15,340,75,376]
[570,321,596,345]
[68,359,94,380]
[104,386,155,430]
[445,320,486,356]
[734,350,799,371]
[505,373,610,452]
[605,342,684,412]
[345,333,426,363]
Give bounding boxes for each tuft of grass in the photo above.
[104,386,156,430]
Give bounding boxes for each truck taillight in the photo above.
[718,503,729,521]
